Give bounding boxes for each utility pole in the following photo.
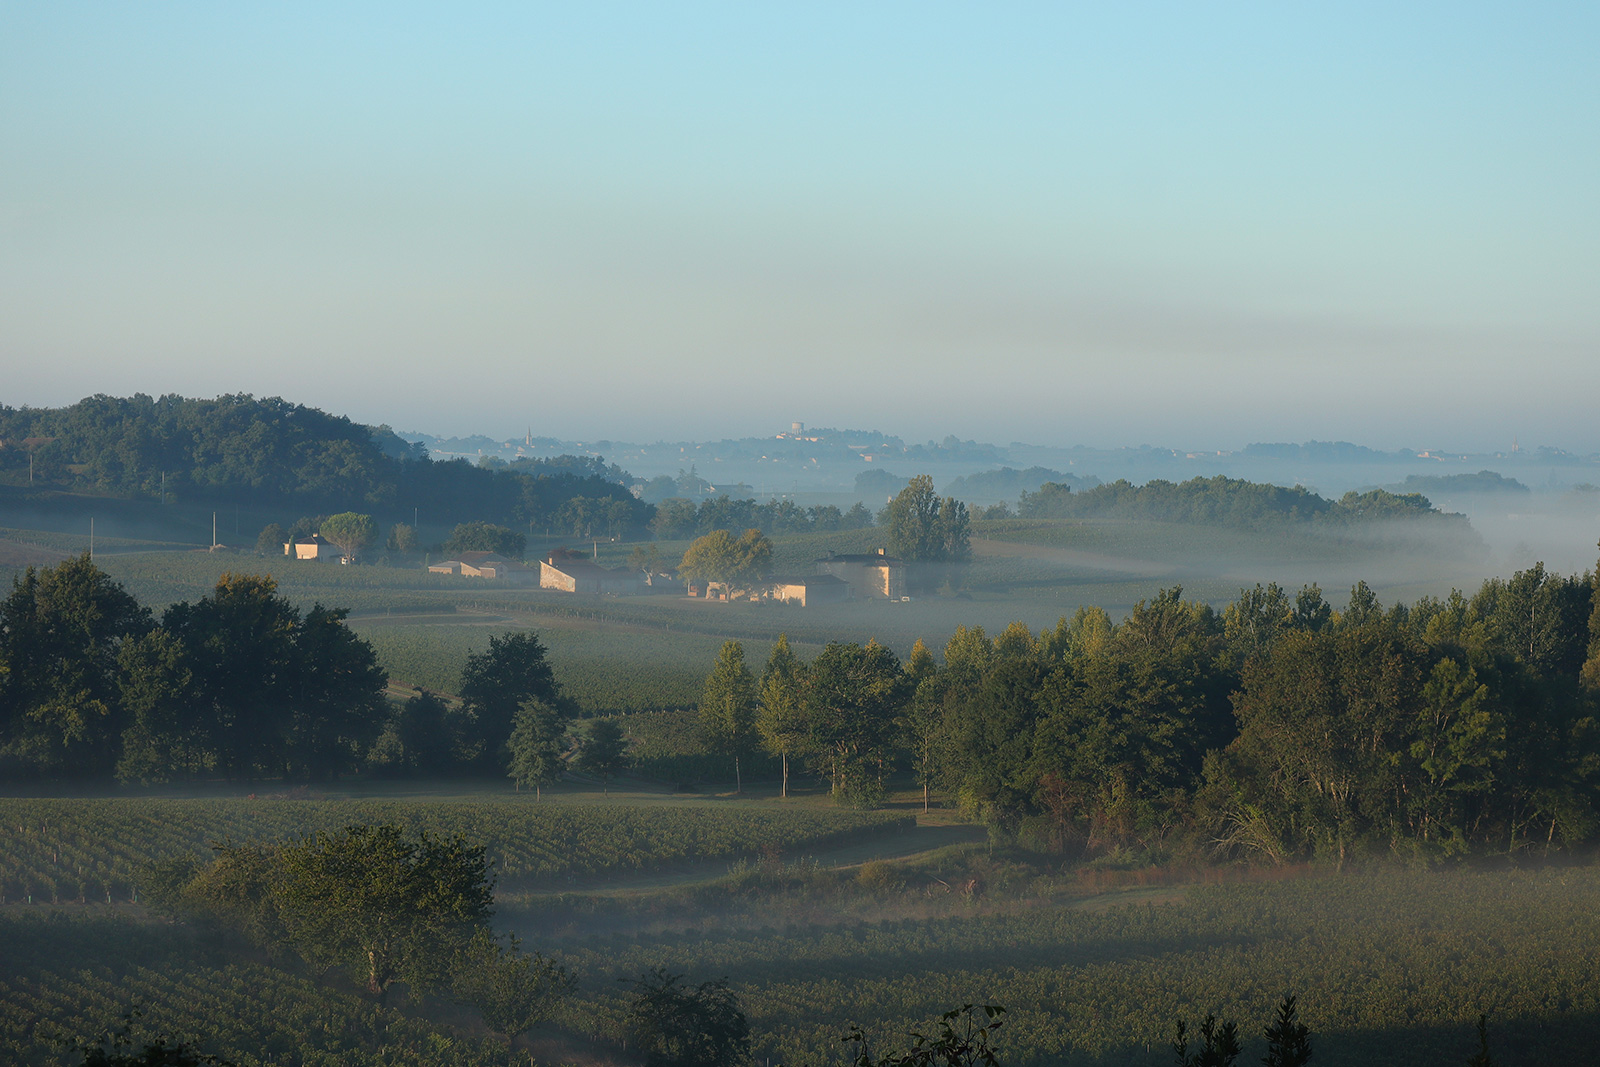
[212,512,217,551]
[89,518,94,559]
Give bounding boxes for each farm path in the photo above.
[502,821,990,897]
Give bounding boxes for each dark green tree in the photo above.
[115,630,208,783]
[318,512,375,562]
[274,824,494,1006]
[624,968,749,1067]
[254,523,286,557]
[700,640,757,792]
[284,604,387,779]
[575,718,628,793]
[756,634,808,799]
[804,641,908,806]
[1261,994,1312,1067]
[1171,1013,1241,1067]
[451,929,575,1043]
[507,698,567,798]
[459,631,562,771]
[0,554,151,776]
[445,521,526,558]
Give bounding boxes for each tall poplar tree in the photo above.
[701,640,757,792]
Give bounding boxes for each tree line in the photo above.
[705,553,1600,862]
[0,555,389,781]
[1012,473,1475,537]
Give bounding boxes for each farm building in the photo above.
[814,549,907,599]
[428,551,537,585]
[539,556,643,595]
[284,534,344,562]
[764,573,849,607]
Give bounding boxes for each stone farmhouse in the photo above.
[814,549,908,600]
[284,534,345,562]
[764,573,849,607]
[538,555,643,595]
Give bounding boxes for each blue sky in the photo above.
[3,3,1596,449]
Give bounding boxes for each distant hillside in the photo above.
[0,394,648,538]
[942,466,1099,502]
[1384,470,1531,496]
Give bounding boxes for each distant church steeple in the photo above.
[525,427,532,447]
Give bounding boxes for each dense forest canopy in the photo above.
[0,394,646,534]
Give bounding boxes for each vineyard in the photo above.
[8,831,1600,1065]
[539,861,1600,1066]
[0,798,914,900]
[1,912,521,1067]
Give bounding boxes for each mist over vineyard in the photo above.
[1,392,1598,1067]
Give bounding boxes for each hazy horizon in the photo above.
[4,5,1597,451]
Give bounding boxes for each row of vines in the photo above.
[543,863,1600,1066]
[0,798,914,899]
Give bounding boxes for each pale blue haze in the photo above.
[2,3,1595,449]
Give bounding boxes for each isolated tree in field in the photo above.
[255,522,286,557]
[575,718,629,792]
[624,967,750,1067]
[459,631,563,769]
[507,698,568,798]
[274,824,494,1006]
[757,634,808,799]
[452,929,576,1043]
[318,512,375,562]
[385,522,419,555]
[676,528,773,597]
[701,641,757,792]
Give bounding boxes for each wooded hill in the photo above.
[0,393,647,534]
